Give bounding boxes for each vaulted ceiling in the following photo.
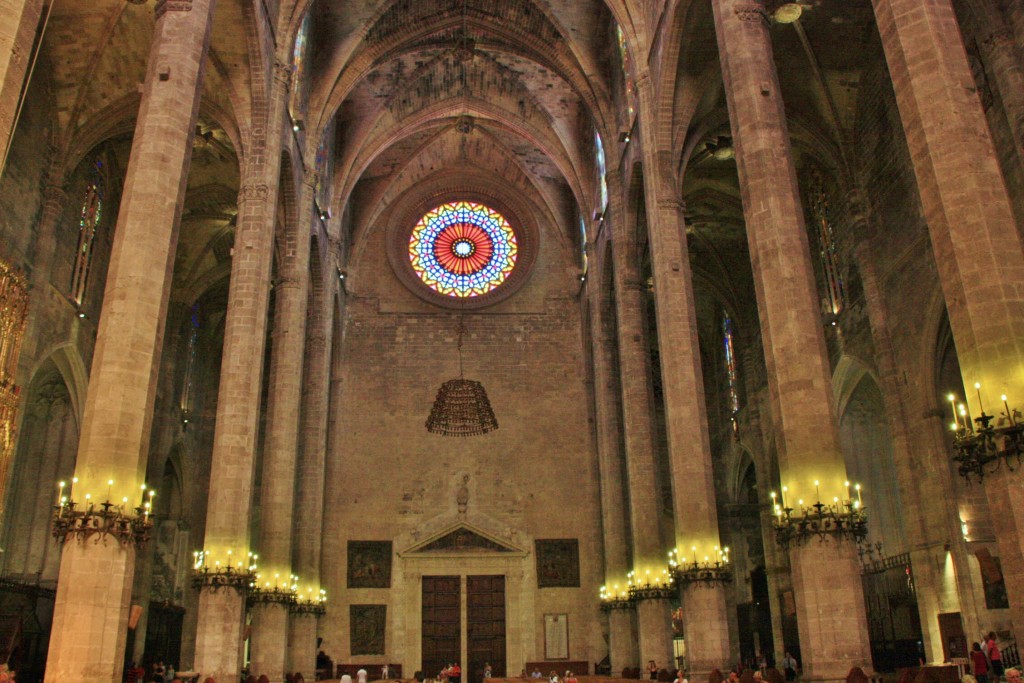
[26,0,904,345]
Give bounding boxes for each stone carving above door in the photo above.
[400,520,527,557]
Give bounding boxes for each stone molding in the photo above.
[239,184,270,204]
[42,183,67,206]
[658,198,686,214]
[273,59,292,89]
[155,0,193,19]
[734,4,769,25]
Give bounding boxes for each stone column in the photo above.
[250,166,314,682]
[606,170,674,671]
[193,58,290,683]
[43,1,217,681]
[288,220,333,679]
[847,202,982,663]
[0,0,43,175]
[636,74,732,675]
[586,245,635,672]
[21,174,66,360]
[871,0,1024,631]
[710,2,871,680]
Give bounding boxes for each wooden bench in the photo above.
[335,665,404,680]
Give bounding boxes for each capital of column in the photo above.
[983,29,1015,50]
[239,184,270,204]
[658,198,686,215]
[303,169,319,189]
[733,4,769,25]
[42,183,67,207]
[275,274,301,290]
[273,59,292,90]
[155,0,193,19]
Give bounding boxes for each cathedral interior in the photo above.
[0,0,1021,682]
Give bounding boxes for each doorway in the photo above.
[467,576,506,683]
[422,576,461,679]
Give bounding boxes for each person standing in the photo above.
[382,665,390,680]
[648,662,659,681]
[782,655,798,679]
[484,664,492,679]
[988,633,1004,681]
[972,642,990,683]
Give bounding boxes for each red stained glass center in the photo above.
[434,222,493,275]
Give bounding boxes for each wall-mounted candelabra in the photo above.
[248,572,298,606]
[191,549,258,592]
[51,479,154,547]
[291,588,328,616]
[599,568,675,611]
[948,388,1024,483]
[625,569,675,601]
[770,482,867,549]
[668,546,732,587]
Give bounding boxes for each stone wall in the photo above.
[321,214,605,673]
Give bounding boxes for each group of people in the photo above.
[125,660,176,683]
[968,632,1013,683]
[439,663,462,683]
[525,669,578,683]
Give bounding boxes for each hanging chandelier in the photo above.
[426,316,498,437]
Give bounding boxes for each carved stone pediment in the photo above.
[401,523,526,557]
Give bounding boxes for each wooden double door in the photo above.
[422,575,506,683]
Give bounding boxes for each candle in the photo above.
[781,486,788,509]
[855,483,862,505]
[814,480,820,501]
[140,484,147,507]
[107,479,113,500]
[949,394,959,429]
[959,404,970,432]
[57,481,65,506]
[1003,395,1015,426]
[976,383,985,415]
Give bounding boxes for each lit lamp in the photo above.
[292,586,328,616]
[626,567,675,602]
[669,545,732,587]
[599,581,634,612]
[51,478,155,546]
[770,480,868,549]
[191,548,258,592]
[949,385,1024,483]
[248,571,299,606]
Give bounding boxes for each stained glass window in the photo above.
[71,160,104,306]
[409,201,518,298]
[289,10,311,118]
[810,178,845,316]
[723,314,740,423]
[180,303,201,424]
[579,216,588,274]
[595,130,608,213]
[616,25,637,123]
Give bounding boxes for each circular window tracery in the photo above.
[408,201,518,298]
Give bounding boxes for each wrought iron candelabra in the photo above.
[291,589,328,616]
[191,550,257,592]
[51,487,154,547]
[248,572,299,607]
[669,548,733,587]
[951,413,1024,484]
[771,496,867,549]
